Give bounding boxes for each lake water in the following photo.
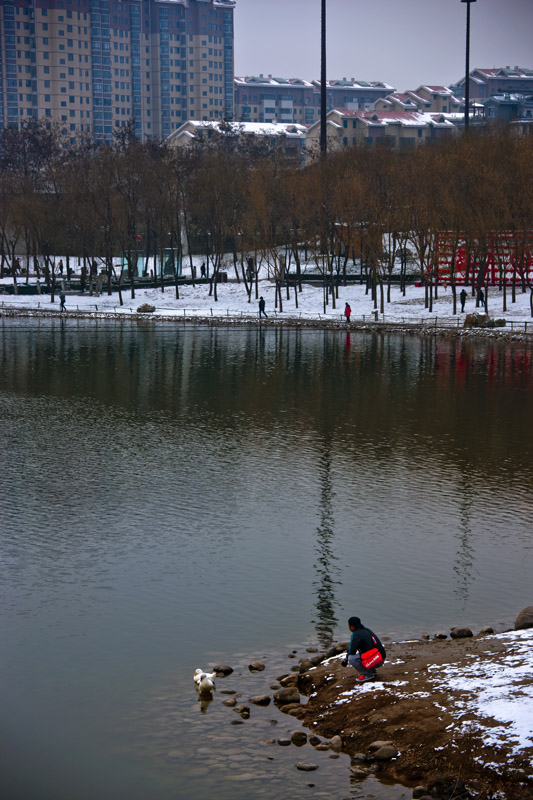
[1,318,532,800]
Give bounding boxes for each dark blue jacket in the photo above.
[348,624,386,659]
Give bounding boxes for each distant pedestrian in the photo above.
[344,302,352,323]
[258,296,267,319]
[460,288,467,312]
[58,259,64,276]
[478,287,485,306]
[59,290,66,311]
[200,262,206,279]
[80,264,87,293]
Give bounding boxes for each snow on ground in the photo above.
[430,629,533,754]
[1,256,532,329]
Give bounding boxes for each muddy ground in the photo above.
[296,635,533,799]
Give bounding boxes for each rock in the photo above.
[295,762,319,772]
[234,704,250,719]
[291,731,307,746]
[368,740,394,752]
[325,642,348,659]
[277,738,292,746]
[220,689,236,695]
[515,606,533,630]
[314,743,330,751]
[373,745,399,761]
[478,626,494,636]
[310,654,324,666]
[137,304,155,313]
[306,647,318,653]
[309,735,322,746]
[249,694,271,706]
[299,658,313,673]
[279,674,299,687]
[450,626,473,639]
[464,313,493,329]
[494,318,506,327]
[350,753,368,763]
[231,719,244,725]
[286,706,305,718]
[270,684,280,690]
[434,632,448,639]
[421,633,430,640]
[222,698,237,707]
[213,664,233,677]
[276,673,290,682]
[351,767,369,779]
[329,735,343,752]
[248,661,265,672]
[413,788,429,799]
[273,687,300,705]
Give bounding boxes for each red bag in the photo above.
[361,647,384,669]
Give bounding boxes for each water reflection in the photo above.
[454,472,476,610]
[312,435,339,648]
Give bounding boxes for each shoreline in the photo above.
[2,304,533,344]
[293,626,533,800]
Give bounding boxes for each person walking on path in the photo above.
[342,616,386,683]
[460,288,467,312]
[59,290,66,312]
[258,296,268,319]
[344,302,352,323]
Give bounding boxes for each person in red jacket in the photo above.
[344,302,351,322]
[342,616,386,682]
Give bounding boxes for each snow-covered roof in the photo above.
[328,109,457,129]
[235,75,314,89]
[167,120,308,143]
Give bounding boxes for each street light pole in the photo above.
[461,0,476,131]
[320,0,327,156]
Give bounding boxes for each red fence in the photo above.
[433,231,533,285]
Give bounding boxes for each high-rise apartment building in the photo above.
[0,0,235,143]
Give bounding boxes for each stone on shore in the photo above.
[274,687,300,705]
[373,744,399,761]
[291,731,307,746]
[295,762,319,771]
[450,626,473,639]
[248,661,265,672]
[515,606,533,630]
[249,694,271,706]
[329,735,343,752]
[213,664,233,676]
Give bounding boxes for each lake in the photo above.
[1,318,532,800]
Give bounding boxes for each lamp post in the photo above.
[320,0,327,156]
[461,0,476,130]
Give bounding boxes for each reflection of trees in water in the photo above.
[453,472,476,610]
[312,438,340,648]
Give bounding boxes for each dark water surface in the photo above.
[1,319,532,800]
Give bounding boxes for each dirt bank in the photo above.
[297,631,533,799]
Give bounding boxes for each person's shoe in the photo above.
[355,674,375,683]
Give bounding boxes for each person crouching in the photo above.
[342,616,386,683]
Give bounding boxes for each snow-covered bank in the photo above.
[1,278,533,336]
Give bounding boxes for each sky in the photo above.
[234,0,533,92]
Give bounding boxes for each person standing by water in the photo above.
[342,616,386,683]
[59,289,66,312]
[344,302,352,323]
[460,288,467,312]
[259,296,268,319]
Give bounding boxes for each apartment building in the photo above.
[451,66,533,102]
[0,0,235,143]
[234,75,393,125]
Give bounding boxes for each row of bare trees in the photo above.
[1,121,532,313]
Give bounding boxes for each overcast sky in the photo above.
[234,0,533,91]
